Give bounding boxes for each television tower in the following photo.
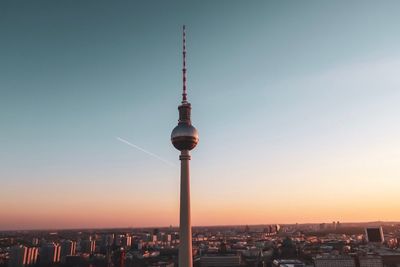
[171,25,199,267]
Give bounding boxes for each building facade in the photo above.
[314,255,356,267]
[8,245,39,267]
[200,254,241,267]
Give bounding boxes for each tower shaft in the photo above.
[179,150,192,267]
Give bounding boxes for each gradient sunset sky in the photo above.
[1,0,400,230]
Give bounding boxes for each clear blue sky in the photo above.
[1,0,400,230]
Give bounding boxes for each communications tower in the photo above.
[171,25,199,267]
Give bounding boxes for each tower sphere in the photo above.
[171,123,199,151]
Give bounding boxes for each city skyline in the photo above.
[1,0,400,231]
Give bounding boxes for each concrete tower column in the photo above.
[179,150,192,267]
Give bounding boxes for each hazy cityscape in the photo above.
[1,222,400,267]
[2,1,400,267]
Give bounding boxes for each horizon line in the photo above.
[1,220,399,232]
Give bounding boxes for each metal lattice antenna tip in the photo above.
[182,25,187,103]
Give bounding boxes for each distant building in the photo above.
[99,234,114,252]
[365,227,384,243]
[9,245,26,267]
[264,225,281,235]
[272,259,306,267]
[31,238,39,246]
[162,234,172,243]
[114,235,122,246]
[79,239,96,254]
[358,255,383,267]
[314,255,355,267]
[25,247,38,266]
[376,249,400,266]
[64,255,83,267]
[121,235,132,247]
[39,243,61,265]
[60,240,76,261]
[8,245,38,267]
[200,254,241,267]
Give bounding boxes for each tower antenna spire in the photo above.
[182,25,187,103]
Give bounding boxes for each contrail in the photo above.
[116,137,176,167]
